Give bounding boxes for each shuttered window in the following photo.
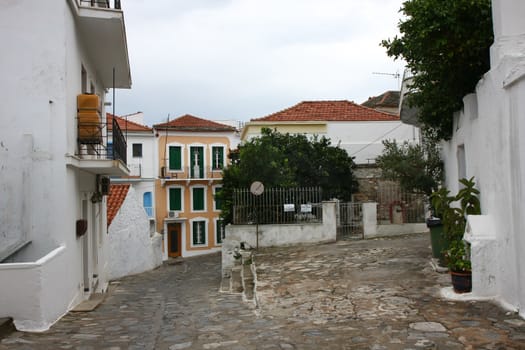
[169,146,182,170]
[216,219,225,244]
[192,187,205,211]
[169,187,182,211]
[212,146,224,169]
[190,146,204,178]
[214,186,222,211]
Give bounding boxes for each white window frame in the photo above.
[166,143,185,172]
[190,185,207,212]
[190,217,208,247]
[212,185,222,212]
[214,218,225,245]
[209,144,226,170]
[188,143,206,176]
[167,185,184,213]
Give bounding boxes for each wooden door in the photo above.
[167,223,181,257]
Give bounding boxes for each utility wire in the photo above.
[349,123,403,157]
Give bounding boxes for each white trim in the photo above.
[188,143,206,171]
[209,144,226,170]
[189,217,208,248]
[212,185,222,212]
[166,185,184,213]
[166,143,185,172]
[190,185,207,212]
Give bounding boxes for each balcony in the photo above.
[70,0,131,89]
[67,94,129,176]
[160,166,224,182]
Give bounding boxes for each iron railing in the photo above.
[376,181,426,224]
[160,166,224,180]
[76,115,127,165]
[232,187,323,225]
[79,0,121,10]
[337,202,363,239]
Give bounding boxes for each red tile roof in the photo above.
[107,184,130,227]
[362,91,400,109]
[153,114,236,132]
[107,113,153,132]
[252,100,400,122]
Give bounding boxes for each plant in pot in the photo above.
[428,187,455,265]
[443,177,481,293]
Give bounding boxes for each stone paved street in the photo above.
[2,233,525,349]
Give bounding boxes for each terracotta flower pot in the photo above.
[450,270,472,293]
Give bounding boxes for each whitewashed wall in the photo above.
[0,0,115,331]
[441,0,525,316]
[108,187,162,281]
[327,121,419,164]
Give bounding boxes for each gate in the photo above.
[337,202,363,240]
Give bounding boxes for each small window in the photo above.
[212,146,224,169]
[192,220,207,246]
[192,187,205,211]
[132,143,143,158]
[216,219,225,244]
[214,186,223,211]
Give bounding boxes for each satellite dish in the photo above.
[250,181,264,196]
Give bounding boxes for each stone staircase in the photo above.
[220,249,257,306]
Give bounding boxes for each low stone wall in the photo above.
[222,201,337,276]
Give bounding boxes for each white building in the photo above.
[241,100,419,164]
[408,0,525,318]
[109,113,158,233]
[0,0,131,331]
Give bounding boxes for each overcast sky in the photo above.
[115,0,406,126]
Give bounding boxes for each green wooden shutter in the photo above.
[214,187,222,210]
[216,219,224,244]
[169,188,181,211]
[193,187,204,211]
[169,146,181,170]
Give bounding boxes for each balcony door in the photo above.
[190,146,204,178]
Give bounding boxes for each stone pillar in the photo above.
[362,202,377,239]
[322,200,337,242]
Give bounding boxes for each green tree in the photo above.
[381,0,493,139]
[218,128,358,224]
[376,136,443,196]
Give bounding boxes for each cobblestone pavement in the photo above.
[2,233,525,349]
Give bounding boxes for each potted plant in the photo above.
[442,177,480,293]
[445,239,472,293]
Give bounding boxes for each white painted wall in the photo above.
[107,187,162,280]
[327,121,419,164]
[0,0,125,331]
[126,133,157,179]
[441,0,525,316]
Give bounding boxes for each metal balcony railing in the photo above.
[79,0,121,10]
[76,115,127,165]
[160,166,224,180]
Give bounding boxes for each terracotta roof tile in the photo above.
[252,100,400,122]
[107,184,130,227]
[362,91,400,109]
[153,114,236,132]
[107,113,153,132]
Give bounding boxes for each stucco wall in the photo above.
[108,187,162,281]
[441,0,525,316]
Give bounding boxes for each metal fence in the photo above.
[232,187,323,225]
[376,181,427,224]
[337,202,364,239]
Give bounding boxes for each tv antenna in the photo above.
[372,70,401,89]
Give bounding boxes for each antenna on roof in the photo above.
[372,70,401,89]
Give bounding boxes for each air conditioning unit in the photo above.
[168,211,179,218]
